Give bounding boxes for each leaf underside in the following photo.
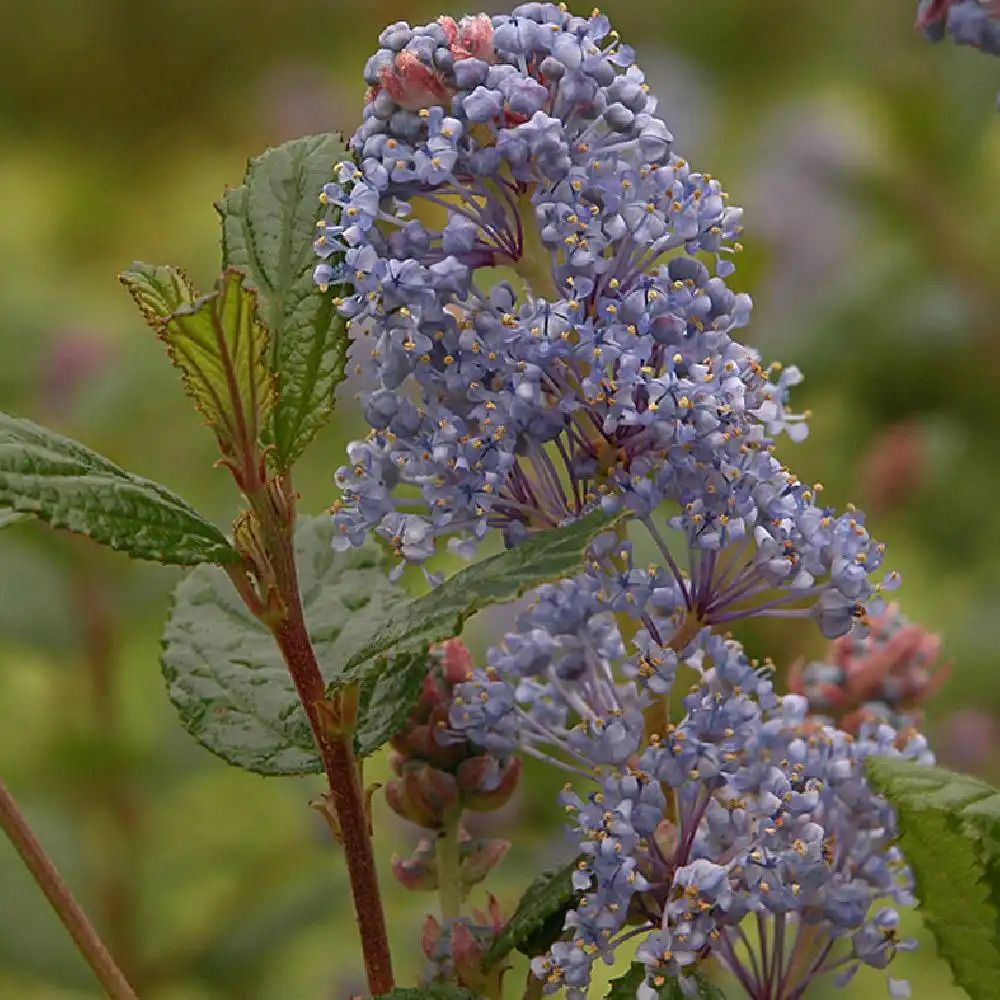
[161,515,409,774]
[158,268,274,451]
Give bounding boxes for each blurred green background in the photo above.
[0,1,996,997]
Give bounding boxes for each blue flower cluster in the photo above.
[448,576,930,999]
[317,3,895,635]
[321,8,932,998]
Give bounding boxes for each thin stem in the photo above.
[522,968,545,1000]
[271,612,395,995]
[641,515,691,609]
[436,813,463,922]
[0,776,137,1000]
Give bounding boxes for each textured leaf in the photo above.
[606,964,726,1000]
[866,756,1000,1000]
[161,515,408,775]
[218,133,351,466]
[0,411,237,565]
[483,856,580,967]
[354,645,430,757]
[344,509,619,679]
[158,268,274,454]
[119,261,197,326]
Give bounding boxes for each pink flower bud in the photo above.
[375,51,451,112]
[391,838,440,892]
[459,836,510,888]
[422,914,442,961]
[439,14,495,62]
[385,762,461,829]
[916,0,954,28]
[459,754,522,812]
[790,604,949,735]
[439,637,475,686]
[450,920,484,984]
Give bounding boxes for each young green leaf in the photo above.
[343,509,619,680]
[353,645,430,757]
[483,856,580,967]
[119,261,197,326]
[157,269,274,472]
[0,411,237,565]
[218,133,351,467]
[866,756,1000,1000]
[161,515,409,775]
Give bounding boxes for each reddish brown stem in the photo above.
[239,475,393,993]
[272,611,395,995]
[0,776,137,1000]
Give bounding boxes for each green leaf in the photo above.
[606,964,726,1000]
[218,133,351,467]
[354,644,430,757]
[606,965,647,1000]
[344,509,619,680]
[161,515,408,775]
[866,756,1000,1000]
[158,268,274,457]
[0,411,237,565]
[119,261,197,326]
[484,856,580,968]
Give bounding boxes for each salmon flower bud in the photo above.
[371,50,451,111]
[439,13,495,61]
[457,753,523,811]
[790,603,949,734]
[391,838,439,891]
[385,639,521,829]
[459,834,510,888]
[385,762,460,829]
[421,895,506,991]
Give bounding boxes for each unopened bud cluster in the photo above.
[790,604,949,734]
[386,639,519,898]
[422,896,506,993]
[386,638,521,830]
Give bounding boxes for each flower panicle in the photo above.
[790,603,950,734]
[448,579,932,1000]
[322,4,891,638]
